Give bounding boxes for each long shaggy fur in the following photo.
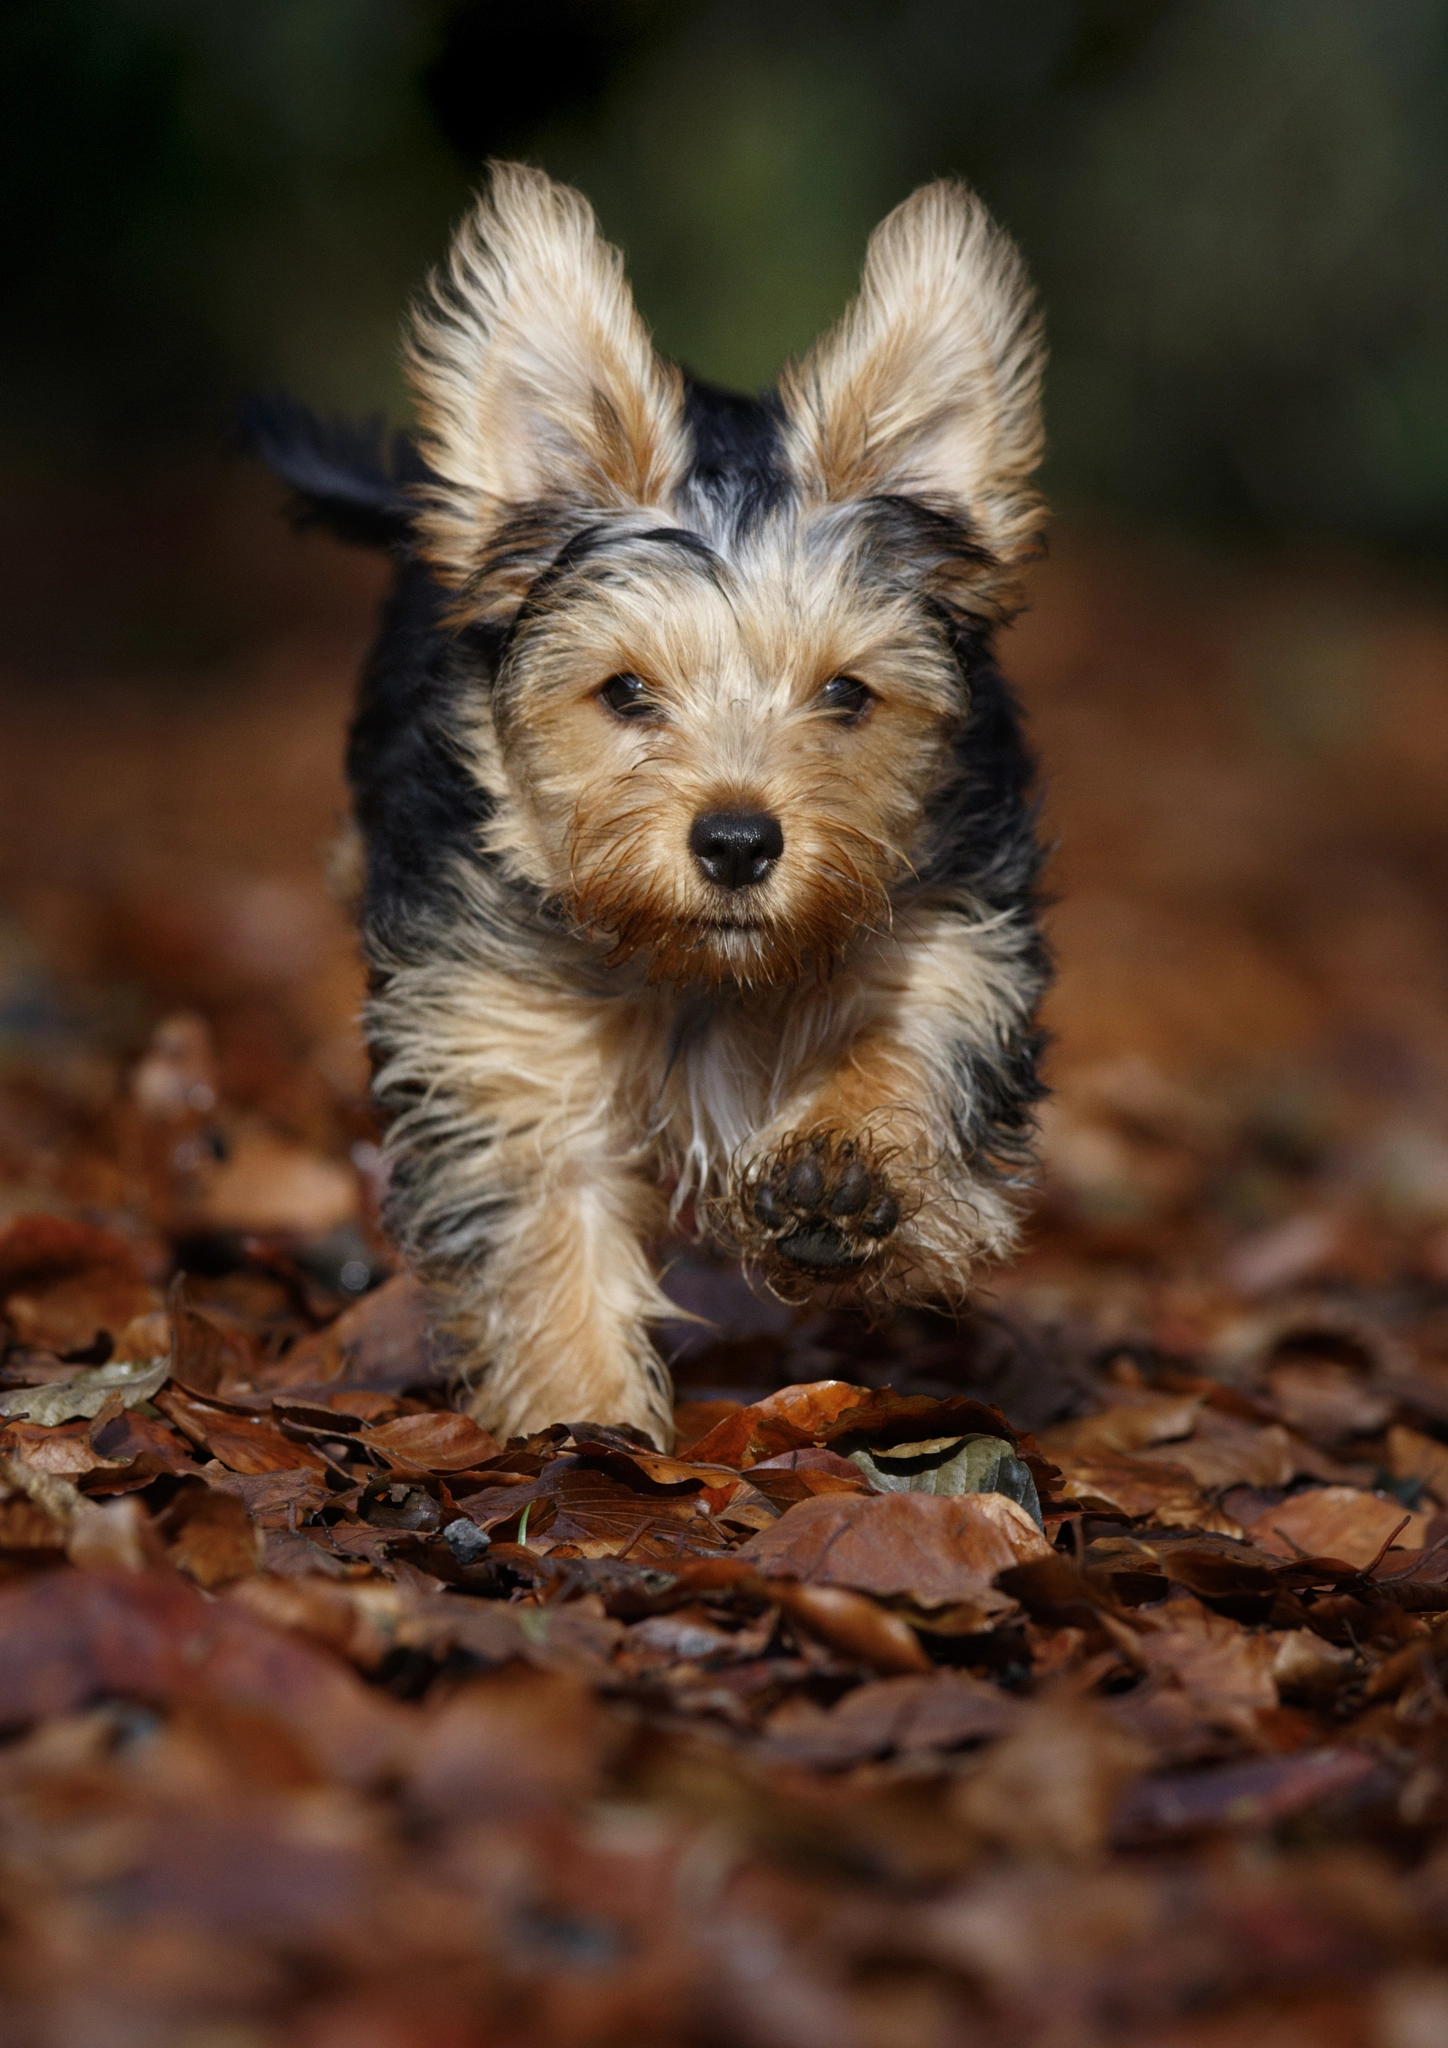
[249,163,1051,1448]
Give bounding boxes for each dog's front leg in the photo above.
[730,911,1044,1303]
[371,969,675,1446]
[457,1138,674,1446]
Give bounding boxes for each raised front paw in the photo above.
[748,1132,901,1271]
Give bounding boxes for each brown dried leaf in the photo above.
[771,1583,932,1674]
[280,1271,433,1392]
[683,1379,883,1467]
[743,1468,874,1515]
[202,1465,332,1527]
[169,1285,259,1396]
[1387,1424,1448,1507]
[193,1124,359,1236]
[3,1418,112,1477]
[954,1696,1150,1859]
[66,1493,169,1572]
[4,1269,159,1357]
[1265,1359,1395,1441]
[359,1410,500,1473]
[1048,1447,1242,1532]
[0,1566,404,1776]
[226,1571,405,1668]
[406,1667,609,1820]
[533,1467,729,1560]
[764,1669,1018,1765]
[81,1404,198,1494]
[1135,1412,1297,1491]
[161,1482,264,1588]
[1114,1748,1382,1844]
[739,1490,1050,1606]
[1132,1596,1281,1734]
[155,1385,330,1475]
[673,1398,744,1452]
[0,1215,158,1357]
[1246,1486,1429,1568]
[1041,1390,1205,1456]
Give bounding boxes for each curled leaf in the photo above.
[0,1356,170,1427]
[847,1433,1044,1526]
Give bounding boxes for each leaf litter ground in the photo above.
[6,511,1448,2043]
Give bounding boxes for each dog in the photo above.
[246,162,1049,1448]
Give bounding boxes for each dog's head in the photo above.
[408,165,1045,987]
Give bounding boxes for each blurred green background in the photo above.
[7,0,1448,551]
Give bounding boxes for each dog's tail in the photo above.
[238,392,431,550]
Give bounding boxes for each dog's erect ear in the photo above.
[779,181,1045,571]
[407,163,688,593]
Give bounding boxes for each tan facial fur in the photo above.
[468,519,965,987]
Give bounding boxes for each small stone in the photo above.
[443,1517,491,1565]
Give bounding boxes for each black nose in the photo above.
[689,810,784,891]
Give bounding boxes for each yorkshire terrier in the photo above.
[247,163,1049,1448]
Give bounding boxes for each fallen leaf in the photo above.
[673,1398,743,1452]
[66,1493,169,1572]
[155,1386,330,1475]
[1131,1596,1281,1735]
[1113,1748,1383,1844]
[954,1696,1150,1859]
[1042,1390,1205,1456]
[743,1465,873,1512]
[359,1410,500,1473]
[0,1355,170,1426]
[845,1433,1044,1524]
[162,1482,264,1588]
[764,1670,1018,1765]
[1131,1532,1293,1606]
[279,1271,433,1391]
[532,1466,732,1560]
[1134,1412,1298,1491]
[1048,1448,1242,1532]
[1247,1486,1429,1568]
[0,1215,159,1356]
[1265,1360,1395,1441]
[1387,1424,1448,1507]
[771,1583,932,1674]
[684,1380,882,1467]
[1271,1629,1356,1701]
[739,1490,1050,1607]
[406,1666,609,1820]
[2,1418,113,1477]
[0,1567,403,1777]
[744,1447,867,1479]
[83,1404,198,1486]
[202,1465,332,1526]
[169,1286,259,1396]
[194,1124,359,1236]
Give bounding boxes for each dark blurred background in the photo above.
[9,0,1448,550]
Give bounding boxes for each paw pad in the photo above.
[749,1135,900,1271]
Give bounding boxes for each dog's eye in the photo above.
[819,675,873,725]
[596,673,659,722]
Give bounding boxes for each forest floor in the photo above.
[3,471,1448,2045]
